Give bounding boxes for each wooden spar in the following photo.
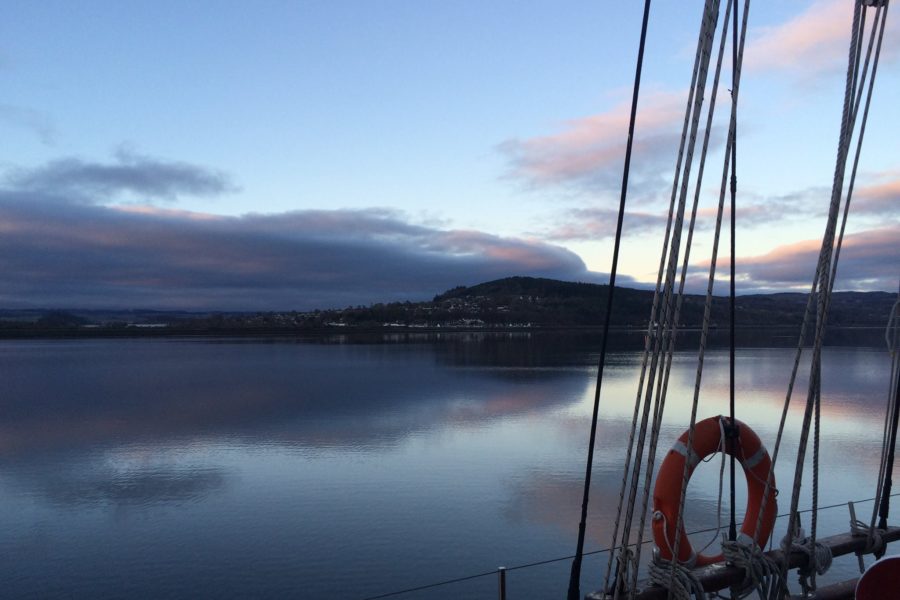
[585,526,900,600]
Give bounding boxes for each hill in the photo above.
[0,277,894,335]
[317,276,895,329]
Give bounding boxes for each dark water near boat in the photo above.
[0,331,894,599]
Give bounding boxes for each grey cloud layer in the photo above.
[6,151,235,201]
[0,193,601,310]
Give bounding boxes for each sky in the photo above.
[0,0,897,310]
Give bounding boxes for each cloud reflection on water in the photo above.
[2,336,890,464]
[0,336,593,458]
[18,462,227,508]
[506,343,895,545]
[0,334,894,599]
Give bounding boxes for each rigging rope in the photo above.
[776,1,892,595]
[363,493,900,600]
[586,1,891,598]
[603,0,718,593]
[663,4,768,598]
[605,2,725,598]
[567,3,652,599]
[829,0,887,298]
[877,291,900,533]
[846,0,894,553]
[856,17,893,550]
[727,0,739,547]
[752,2,884,552]
[597,2,751,597]
[651,0,743,593]
[631,0,735,592]
[667,0,748,565]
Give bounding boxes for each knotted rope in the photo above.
[850,501,886,566]
[721,539,782,600]
[648,553,705,600]
[780,528,833,598]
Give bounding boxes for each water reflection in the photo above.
[0,334,893,599]
[505,470,652,541]
[14,460,227,508]
[0,338,590,457]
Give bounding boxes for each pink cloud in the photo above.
[499,90,692,193]
[689,169,900,230]
[701,225,900,290]
[543,207,670,241]
[116,204,226,222]
[854,172,900,217]
[746,0,899,77]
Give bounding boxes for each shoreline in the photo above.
[0,324,888,341]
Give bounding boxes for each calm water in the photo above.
[0,332,894,599]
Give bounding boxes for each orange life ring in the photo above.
[651,416,777,567]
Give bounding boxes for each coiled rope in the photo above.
[780,527,834,597]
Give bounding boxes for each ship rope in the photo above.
[660,2,788,598]
[851,2,894,565]
[874,287,900,535]
[630,0,738,592]
[657,0,753,596]
[602,1,739,598]
[601,0,717,592]
[750,1,891,596]
[363,494,900,600]
[570,1,893,599]
[738,0,879,555]
[566,1,653,599]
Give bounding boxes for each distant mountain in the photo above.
[0,276,894,335]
